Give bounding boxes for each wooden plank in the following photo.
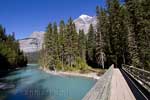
[110,69,136,100]
[82,66,113,100]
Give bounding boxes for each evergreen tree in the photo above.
[107,0,118,66]
[133,0,150,70]
[40,0,150,71]
[107,0,125,67]
[65,18,78,67]
[125,0,142,68]
[118,6,130,65]
[42,23,54,69]
[0,25,6,41]
[41,18,90,71]
[78,29,86,60]
[59,20,66,69]
[0,25,27,70]
[139,0,150,70]
[86,24,96,65]
[96,6,109,68]
[53,22,60,70]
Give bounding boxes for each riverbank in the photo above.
[40,67,105,80]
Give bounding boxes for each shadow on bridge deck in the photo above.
[120,69,149,100]
[82,66,149,100]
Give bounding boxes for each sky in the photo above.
[0,0,106,39]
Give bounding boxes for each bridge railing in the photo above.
[122,64,150,93]
[82,64,114,100]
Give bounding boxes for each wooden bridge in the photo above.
[82,64,150,100]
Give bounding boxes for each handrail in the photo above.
[122,64,150,93]
[82,64,114,100]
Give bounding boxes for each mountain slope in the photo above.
[74,14,96,33]
[19,31,44,53]
[19,14,96,53]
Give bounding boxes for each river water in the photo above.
[0,64,96,100]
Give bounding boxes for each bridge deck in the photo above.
[110,68,136,100]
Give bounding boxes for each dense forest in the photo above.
[39,19,89,71]
[40,0,150,71]
[0,25,27,70]
[25,52,39,64]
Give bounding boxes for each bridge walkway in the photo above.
[82,65,149,100]
[110,68,136,100]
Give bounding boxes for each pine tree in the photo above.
[41,18,88,70]
[0,25,6,41]
[42,23,54,69]
[140,0,150,70]
[65,18,78,67]
[86,24,96,65]
[53,22,59,70]
[0,25,27,69]
[59,20,66,69]
[78,29,86,60]
[107,0,121,66]
[118,6,130,65]
[125,0,142,68]
[134,0,150,70]
[96,7,110,68]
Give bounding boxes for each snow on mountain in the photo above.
[74,14,96,33]
[19,31,44,53]
[19,14,97,53]
[79,14,93,22]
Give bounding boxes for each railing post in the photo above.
[122,64,150,93]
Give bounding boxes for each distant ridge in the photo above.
[19,14,97,53]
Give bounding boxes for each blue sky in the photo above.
[0,0,106,39]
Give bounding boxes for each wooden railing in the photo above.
[122,64,150,93]
[82,65,114,100]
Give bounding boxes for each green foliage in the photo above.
[65,18,79,67]
[59,20,66,69]
[96,7,109,68]
[125,0,150,69]
[86,24,96,62]
[78,29,86,60]
[0,25,27,70]
[40,0,150,71]
[75,57,89,71]
[62,57,89,72]
[25,51,39,63]
[93,0,150,70]
[39,19,88,71]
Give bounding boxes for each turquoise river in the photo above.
[0,64,96,100]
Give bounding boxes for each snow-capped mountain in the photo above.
[19,14,96,53]
[19,31,44,53]
[74,14,96,33]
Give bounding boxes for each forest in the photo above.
[0,25,27,71]
[39,0,150,71]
